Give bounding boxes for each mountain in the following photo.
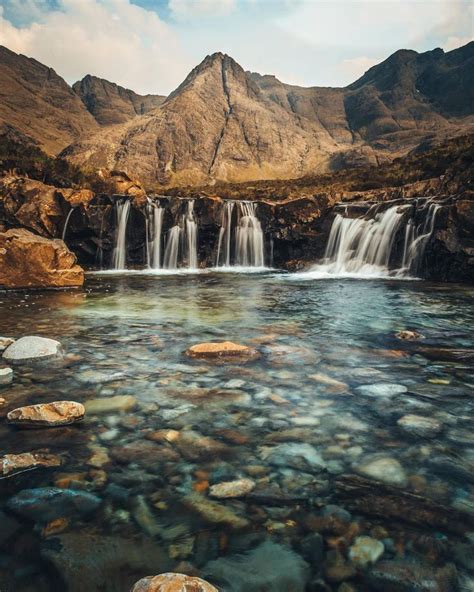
[72,75,165,125]
[0,46,99,155]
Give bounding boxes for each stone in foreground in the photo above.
[209,478,256,499]
[186,341,259,361]
[7,401,85,427]
[1,451,61,478]
[131,573,218,592]
[3,336,62,363]
[0,228,84,289]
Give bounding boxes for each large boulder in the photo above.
[7,401,85,427]
[0,228,84,288]
[3,335,62,362]
[131,573,218,592]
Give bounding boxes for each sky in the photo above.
[0,0,472,95]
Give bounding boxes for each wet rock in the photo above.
[7,400,85,427]
[183,493,249,529]
[6,487,101,522]
[261,442,326,472]
[349,536,384,567]
[397,414,442,438]
[75,370,125,385]
[427,454,474,484]
[353,456,407,487]
[324,551,357,583]
[366,560,458,592]
[299,532,324,568]
[132,495,161,537]
[395,330,423,341]
[356,383,407,398]
[0,366,13,384]
[209,478,255,499]
[176,430,231,461]
[0,510,20,544]
[131,573,217,592]
[185,341,259,362]
[0,228,84,289]
[203,541,310,592]
[84,395,137,414]
[1,451,61,478]
[0,337,14,351]
[41,532,172,592]
[110,440,179,469]
[146,429,180,443]
[2,335,62,363]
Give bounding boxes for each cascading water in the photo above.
[216,201,235,267]
[163,226,181,269]
[235,202,265,267]
[162,200,198,270]
[111,199,131,270]
[310,201,440,279]
[184,200,198,269]
[146,201,164,269]
[62,207,75,242]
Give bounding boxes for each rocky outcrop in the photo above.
[0,228,84,288]
[73,75,165,125]
[0,45,99,154]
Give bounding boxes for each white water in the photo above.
[111,200,131,270]
[304,202,440,280]
[163,225,181,269]
[184,200,198,269]
[216,201,235,267]
[235,202,265,267]
[62,207,75,242]
[146,202,164,269]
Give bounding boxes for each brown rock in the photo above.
[7,401,85,428]
[1,451,61,478]
[0,229,84,288]
[209,478,256,499]
[186,341,259,361]
[395,330,423,341]
[131,573,217,592]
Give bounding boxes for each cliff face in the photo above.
[72,75,165,126]
[0,46,99,155]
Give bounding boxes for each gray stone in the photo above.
[356,383,407,397]
[0,367,13,385]
[397,414,442,438]
[354,455,408,487]
[2,336,62,363]
[349,536,384,567]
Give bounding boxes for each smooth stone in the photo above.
[397,414,442,438]
[356,383,408,397]
[261,443,326,472]
[0,367,13,385]
[186,341,259,361]
[1,451,61,478]
[291,416,320,427]
[75,370,125,385]
[7,401,85,427]
[203,541,310,592]
[209,478,256,499]
[349,536,384,567]
[6,487,101,522]
[2,336,62,363]
[183,493,249,529]
[85,395,137,415]
[131,573,217,592]
[354,456,408,487]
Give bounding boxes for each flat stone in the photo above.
[84,395,137,414]
[7,401,85,427]
[209,478,256,499]
[356,383,407,397]
[0,367,13,385]
[1,451,61,478]
[6,487,101,522]
[186,341,259,361]
[2,336,62,363]
[131,573,217,592]
[349,536,384,567]
[397,414,442,438]
[354,456,407,487]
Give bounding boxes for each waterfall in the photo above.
[216,201,235,267]
[310,201,440,278]
[161,200,198,270]
[163,226,181,269]
[146,201,164,269]
[111,199,131,270]
[62,207,75,242]
[235,202,265,267]
[184,200,198,269]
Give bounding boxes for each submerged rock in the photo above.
[7,401,85,427]
[0,366,13,384]
[131,573,218,592]
[185,341,259,362]
[2,335,63,363]
[261,442,326,472]
[356,383,407,398]
[6,487,101,522]
[203,541,310,592]
[1,451,61,478]
[85,395,137,414]
[349,536,384,567]
[395,330,423,341]
[397,414,442,438]
[209,478,256,499]
[366,560,457,592]
[354,456,408,487]
[183,493,249,529]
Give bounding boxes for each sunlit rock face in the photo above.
[0,228,84,289]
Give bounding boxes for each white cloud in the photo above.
[169,0,236,20]
[0,0,192,95]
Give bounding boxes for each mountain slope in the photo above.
[73,75,165,125]
[0,46,99,155]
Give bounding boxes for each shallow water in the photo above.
[0,272,474,591]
